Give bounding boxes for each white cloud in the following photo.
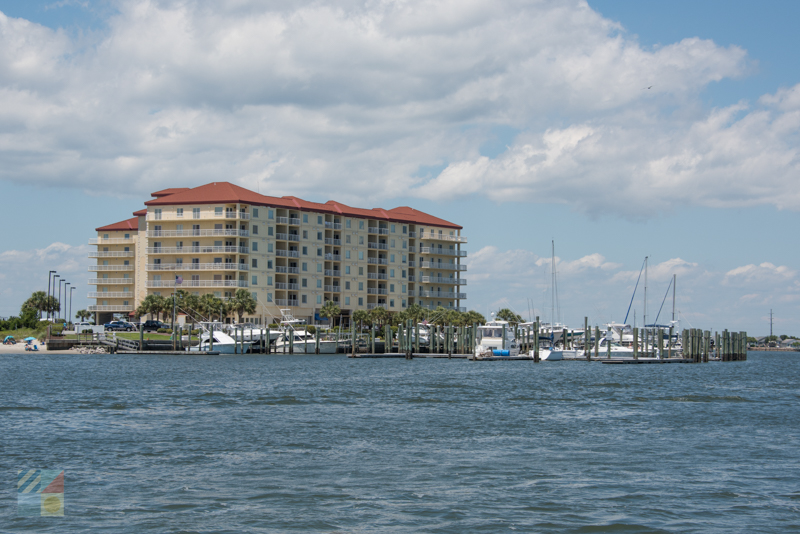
[723,262,796,286]
[0,0,764,213]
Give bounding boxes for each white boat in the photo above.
[273,329,339,354]
[474,319,521,359]
[188,328,252,354]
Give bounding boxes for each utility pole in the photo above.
[770,309,773,338]
[47,271,56,320]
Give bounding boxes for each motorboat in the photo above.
[474,320,520,359]
[273,329,339,354]
[188,328,252,354]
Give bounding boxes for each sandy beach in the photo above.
[0,341,91,355]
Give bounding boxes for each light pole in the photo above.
[64,283,70,326]
[53,275,60,320]
[70,287,75,328]
[47,271,56,320]
[58,279,66,321]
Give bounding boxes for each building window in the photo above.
[390,239,395,248]
[252,208,259,218]
[252,242,258,251]
[302,279,307,287]
[302,262,308,271]
[390,254,395,263]
[359,236,364,245]
[317,248,322,257]
[402,255,407,263]
[358,251,364,260]
[345,250,351,259]
[302,294,307,304]
[252,225,258,234]
[402,284,406,293]
[317,215,323,224]
[345,282,350,290]
[358,297,363,306]
[317,295,322,304]
[316,280,322,288]
[177,208,183,217]
[302,246,308,255]
[317,263,322,272]
[390,299,394,307]
[268,226,273,236]
[267,243,273,252]
[390,284,395,292]
[402,299,407,307]
[268,276,272,285]
[346,235,351,244]
[193,208,200,219]
[345,297,350,305]
[252,275,257,285]
[303,214,309,223]
[252,259,258,268]
[303,230,308,239]
[402,240,407,249]
[345,266,351,274]
[317,232,322,240]
[390,269,395,277]
[358,282,363,290]
[346,219,351,228]
[252,292,258,300]
[267,260,273,269]
[215,207,223,216]
[358,267,363,275]
[268,209,274,219]
[267,293,273,302]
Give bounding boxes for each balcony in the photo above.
[408,231,417,238]
[368,242,389,250]
[146,280,247,288]
[367,273,388,280]
[145,229,245,238]
[419,247,467,257]
[367,227,390,235]
[367,288,388,295]
[147,211,250,221]
[88,292,133,298]
[146,263,249,271]
[89,237,134,245]
[89,251,135,258]
[324,222,342,230]
[419,233,467,243]
[275,250,299,258]
[88,305,134,312]
[324,238,342,245]
[275,266,300,274]
[368,258,388,265]
[419,276,467,285]
[324,269,341,277]
[275,283,300,290]
[324,253,342,261]
[288,218,301,225]
[324,285,341,293]
[146,246,247,254]
[367,303,378,310]
[275,233,300,241]
[89,265,134,271]
[418,261,467,271]
[274,299,299,306]
[89,278,133,285]
[417,291,467,299]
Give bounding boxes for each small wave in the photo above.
[0,406,46,411]
[664,395,753,403]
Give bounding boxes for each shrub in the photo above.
[81,329,93,334]
[306,325,316,335]
[50,325,64,336]
[157,328,168,333]
[268,323,279,329]
[191,329,200,335]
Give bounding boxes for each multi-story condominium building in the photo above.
[89,182,467,325]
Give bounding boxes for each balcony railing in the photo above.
[368,242,388,250]
[275,233,300,241]
[367,227,390,235]
[324,238,342,245]
[417,291,467,299]
[146,263,249,271]
[275,283,300,290]
[324,222,342,230]
[408,231,417,238]
[89,251,135,258]
[367,303,378,310]
[324,269,341,277]
[275,266,300,274]
[419,276,467,285]
[276,216,288,224]
[147,211,250,221]
[418,261,467,271]
[368,258,388,265]
[367,273,388,280]
[88,305,134,312]
[89,265,134,271]
[146,246,248,254]
[273,299,299,306]
[418,233,467,243]
[288,218,301,225]
[146,280,247,288]
[88,292,133,298]
[89,278,133,285]
[419,247,467,257]
[145,229,245,238]
[275,250,299,258]
[89,237,134,245]
[324,253,341,261]
[324,285,341,293]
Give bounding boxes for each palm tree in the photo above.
[229,289,257,323]
[197,294,224,322]
[137,294,166,321]
[75,309,92,322]
[465,310,486,325]
[352,309,369,332]
[405,303,428,325]
[496,308,523,324]
[319,300,341,328]
[22,291,48,319]
[369,307,389,331]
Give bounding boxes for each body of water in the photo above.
[1,351,799,532]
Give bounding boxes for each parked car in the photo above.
[75,321,93,327]
[103,321,136,331]
[141,320,167,332]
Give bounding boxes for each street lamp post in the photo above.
[69,287,75,328]
[60,281,67,323]
[64,283,70,325]
[47,271,56,320]
[52,274,60,320]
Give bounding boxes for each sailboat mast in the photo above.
[643,256,648,327]
[672,274,676,322]
[551,240,555,327]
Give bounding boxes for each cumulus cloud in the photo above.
[0,0,769,214]
[723,262,796,286]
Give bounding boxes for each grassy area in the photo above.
[56,332,173,341]
[0,327,47,341]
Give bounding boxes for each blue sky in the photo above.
[1,0,798,335]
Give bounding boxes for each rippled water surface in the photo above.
[2,351,799,533]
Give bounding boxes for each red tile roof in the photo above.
[132,208,147,216]
[144,182,462,229]
[96,217,139,232]
[151,188,190,198]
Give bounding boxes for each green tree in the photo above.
[319,300,341,328]
[352,309,369,331]
[136,294,169,321]
[75,309,92,322]
[405,303,428,324]
[22,291,49,319]
[496,308,523,324]
[465,310,486,325]
[197,293,224,322]
[369,307,389,330]
[229,289,257,323]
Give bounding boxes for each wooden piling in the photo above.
[633,327,638,359]
[594,326,599,360]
